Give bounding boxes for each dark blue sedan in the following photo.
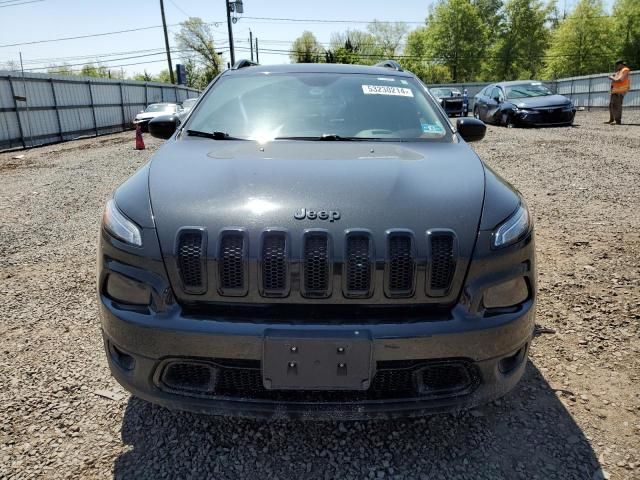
[473,81,576,127]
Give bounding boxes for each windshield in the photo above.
[431,88,460,97]
[146,104,175,112]
[506,83,553,99]
[187,73,449,141]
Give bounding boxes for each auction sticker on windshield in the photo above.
[362,85,414,97]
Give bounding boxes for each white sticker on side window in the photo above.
[361,85,414,97]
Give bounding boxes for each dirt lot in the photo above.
[1,111,639,480]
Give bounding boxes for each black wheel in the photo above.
[501,112,514,128]
[473,107,480,120]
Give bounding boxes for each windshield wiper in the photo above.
[186,130,242,140]
[275,134,365,141]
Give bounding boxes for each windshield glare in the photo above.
[506,83,553,99]
[187,73,448,141]
[146,104,175,112]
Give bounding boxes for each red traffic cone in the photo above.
[135,124,145,150]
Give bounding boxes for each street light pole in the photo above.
[159,0,175,84]
[226,0,235,66]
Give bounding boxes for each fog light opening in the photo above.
[109,343,136,371]
[161,362,218,394]
[498,345,527,374]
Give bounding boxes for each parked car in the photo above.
[133,103,181,132]
[99,61,535,419]
[181,98,198,112]
[474,81,576,127]
[430,87,466,117]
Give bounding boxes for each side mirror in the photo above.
[456,118,486,142]
[492,96,501,103]
[148,115,180,139]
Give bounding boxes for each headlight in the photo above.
[492,203,530,248]
[102,198,142,246]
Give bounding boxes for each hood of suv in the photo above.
[148,137,486,305]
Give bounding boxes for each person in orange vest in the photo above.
[606,59,631,125]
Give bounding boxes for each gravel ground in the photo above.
[1,111,639,480]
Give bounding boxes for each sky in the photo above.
[0,0,615,77]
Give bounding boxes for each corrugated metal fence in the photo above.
[0,71,199,151]
[428,71,639,111]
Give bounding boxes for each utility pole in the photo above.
[226,0,235,65]
[249,29,254,62]
[159,0,175,84]
[255,37,259,63]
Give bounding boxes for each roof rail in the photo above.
[232,59,259,70]
[374,60,403,72]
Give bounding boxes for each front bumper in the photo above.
[514,108,576,127]
[101,296,534,419]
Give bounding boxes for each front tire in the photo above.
[473,107,480,120]
[501,112,514,128]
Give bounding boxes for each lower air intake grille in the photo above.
[261,233,288,296]
[303,233,330,297]
[219,232,246,295]
[387,234,415,296]
[177,230,206,294]
[345,234,372,297]
[429,233,456,294]
[156,359,479,402]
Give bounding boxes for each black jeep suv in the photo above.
[98,61,535,419]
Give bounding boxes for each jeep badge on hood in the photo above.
[294,208,341,222]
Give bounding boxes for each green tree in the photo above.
[487,0,554,80]
[155,69,173,84]
[612,0,640,69]
[80,63,109,78]
[325,37,361,64]
[366,20,409,58]
[133,70,154,82]
[543,0,613,78]
[399,27,452,83]
[290,31,324,63]
[47,63,74,76]
[423,0,488,82]
[175,17,222,75]
[328,30,382,64]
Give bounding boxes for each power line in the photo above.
[0,0,44,7]
[241,16,425,24]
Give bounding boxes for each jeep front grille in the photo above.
[172,227,461,302]
[344,233,373,298]
[176,229,206,294]
[302,232,331,297]
[261,232,288,296]
[218,232,247,296]
[427,232,457,296]
[386,233,415,297]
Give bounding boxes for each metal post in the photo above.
[160,0,175,83]
[226,0,235,65]
[120,82,128,130]
[7,75,26,149]
[87,80,98,136]
[174,85,178,103]
[249,29,254,62]
[144,82,148,107]
[50,78,63,141]
[255,37,259,63]
[587,76,592,112]
[19,52,33,147]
